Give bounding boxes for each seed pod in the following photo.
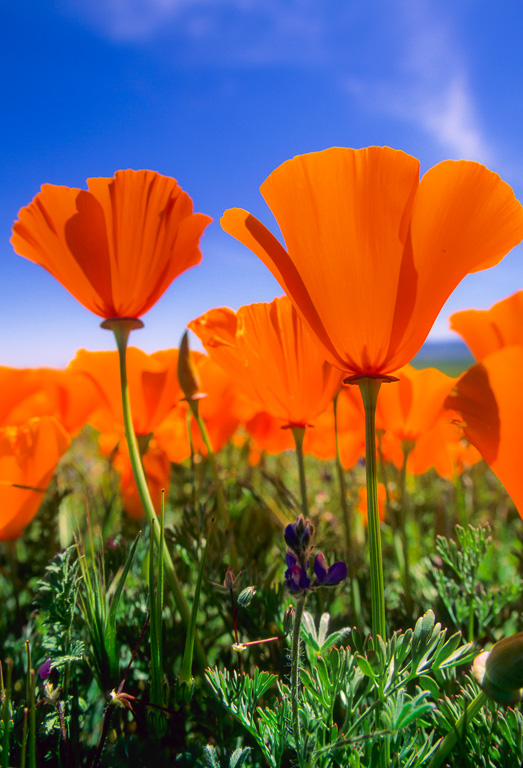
[237,586,257,608]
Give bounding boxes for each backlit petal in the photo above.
[451,290,523,361]
[12,170,211,319]
[445,347,523,516]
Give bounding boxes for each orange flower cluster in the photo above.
[447,291,523,516]
[189,297,344,429]
[4,151,523,536]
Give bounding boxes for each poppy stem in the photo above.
[398,441,413,616]
[357,378,386,640]
[291,426,309,517]
[102,318,207,671]
[180,515,216,683]
[334,394,352,553]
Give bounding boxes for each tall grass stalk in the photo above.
[187,395,237,570]
[102,318,207,670]
[333,394,352,553]
[148,491,166,735]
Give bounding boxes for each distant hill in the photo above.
[412,339,474,376]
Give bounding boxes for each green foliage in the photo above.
[433,523,523,640]
[207,610,476,767]
[206,666,286,767]
[204,744,252,768]
[2,429,523,766]
[34,546,84,668]
[77,530,142,692]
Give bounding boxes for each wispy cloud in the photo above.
[343,1,493,165]
[66,0,493,163]
[65,0,333,64]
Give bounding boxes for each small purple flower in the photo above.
[38,658,52,680]
[285,552,311,594]
[284,515,314,557]
[313,552,347,587]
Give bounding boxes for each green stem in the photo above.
[1,660,12,768]
[334,395,352,553]
[398,442,413,615]
[27,664,36,768]
[468,567,477,644]
[180,516,216,683]
[186,410,197,509]
[357,378,386,640]
[426,691,487,768]
[291,426,309,517]
[291,595,307,767]
[454,473,468,529]
[102,318,207,671]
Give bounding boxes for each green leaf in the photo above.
[204,745,221,768]
[356,655,376,679]
[229,747,252,768]
[105,531,142,665]
[417,675,441,701]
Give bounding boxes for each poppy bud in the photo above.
[178,331,201,401]
[473,632,523,705]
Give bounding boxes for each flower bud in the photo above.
[473,632,523,705]
[283,604,295,635]
[223,568,236,590]
[237,586,256,608]
[284,514,314,557]
[178,331,201,401]
[38,657,52,680]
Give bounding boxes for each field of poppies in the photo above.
[2,147,523,766]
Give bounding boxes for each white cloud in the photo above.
[343,1,494,165]
[64,0,494,164]
[420,75,492,164]
[64,0,331,61]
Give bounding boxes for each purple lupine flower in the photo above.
[38,658,52,680]
[313,552,347,587]
[285,551,311,593]
[284,514,314,557]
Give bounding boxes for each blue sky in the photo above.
[1,0,523,366]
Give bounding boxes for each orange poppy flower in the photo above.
[69,348,186,518]
[0,366,100,436]
[0,416,71,540]
[188,296,343,428]
[450,290,523,361]
[11,170,211,319]
[221,147,523,378]
[243,411,295,460]
[69,348,184,438]
[375,365,459,474]
[408,417,481,479]
[376,365,457,442]
[303,386,366,469]
[445,346,523,515]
